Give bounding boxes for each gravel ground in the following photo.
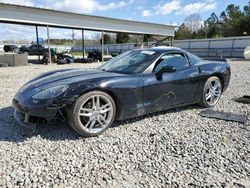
[0,60,249,187]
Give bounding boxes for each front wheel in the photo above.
[67,91,116,137]
[200,76,222,108]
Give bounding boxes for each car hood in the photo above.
[17,68,125,99]
[30,68,122,86]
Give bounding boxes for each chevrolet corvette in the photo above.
[12,47,231,137]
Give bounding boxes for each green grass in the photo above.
[71,52,87,56]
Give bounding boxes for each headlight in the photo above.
[32,85,68,99]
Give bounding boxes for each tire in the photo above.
[67,91,116,137]
[87,58,93,63]
[199,76,222,108]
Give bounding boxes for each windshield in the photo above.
[98,50,161,74]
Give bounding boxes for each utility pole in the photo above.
[72,29,76,51]
[35,26,40,63]
[101,31,104,63]
[47,25,51,64]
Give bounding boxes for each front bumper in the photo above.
[14,110,37,131]
[12,98,63,130]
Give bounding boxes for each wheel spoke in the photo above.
[99,115,107,127]
[205,93,211,100]
[89,119,96,129]
[97,117,106,128]
[209,83,214,90]
[85,120,91,128]
[96,95,100,108]
[92,96,96,108]
[79,108,92,117]
[100,103,112,114]
[214,91,220,97]
[210,93,215,103]
[213,80,219,89]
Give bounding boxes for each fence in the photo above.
[174,36,250,58]
[1,36,250,58]
[77,36,250,58]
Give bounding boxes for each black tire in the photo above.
[87,58,93,63]
[199,76,222,108]
[67,91,116,137]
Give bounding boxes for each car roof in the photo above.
[136,46,184,53]
[150,46,181,50]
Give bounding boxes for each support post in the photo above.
[231,38,235,58]
[170,36,174,46]
[35,25,40,63]
[82,29,85,59]
[72,29,75,51]
[141,34,144,49]
[207,39,211,58]
[101,31,104,63]
[47,25,51,64]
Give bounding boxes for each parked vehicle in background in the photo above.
[19,45,30,53]
[41,50,74,65]
[244,46,250,59]
[111,51,122,57]
[3,45,19,53]
[87,50,102,62]
[56,51,74,64]
[20,45,48,55]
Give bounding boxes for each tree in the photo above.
[191,28,207,39]
[220,4,245,36]
[241,2,250,35]
[143,34,153,42]
[184,13,203,32]
[100,34,111,44]
[204,13,222,38]
[175,24,192,40]
[176,2,250,39]
[116,32,129,43]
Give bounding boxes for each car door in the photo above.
[143,51,201,114]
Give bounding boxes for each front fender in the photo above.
[64,82,97,100]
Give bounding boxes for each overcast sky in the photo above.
[0,0,248,43]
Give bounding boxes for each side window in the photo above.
[187,52,202,65]
[154,53,190,72]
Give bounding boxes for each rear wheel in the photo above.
[67,91,116,137]
[200,76,222,107]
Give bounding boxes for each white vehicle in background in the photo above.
[244,46,250,59]
[0,44,4,52]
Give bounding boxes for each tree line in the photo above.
[175,2,250,40]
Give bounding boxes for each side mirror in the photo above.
[155,66,176,80]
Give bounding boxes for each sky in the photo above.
[0,0,249,43]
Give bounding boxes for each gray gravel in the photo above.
[0,60,249,187]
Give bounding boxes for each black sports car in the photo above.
[12,47,231,137]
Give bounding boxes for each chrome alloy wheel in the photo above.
[78,95,114,134]
[205,78,222,106]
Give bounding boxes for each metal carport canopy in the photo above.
[0,3,176,36]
